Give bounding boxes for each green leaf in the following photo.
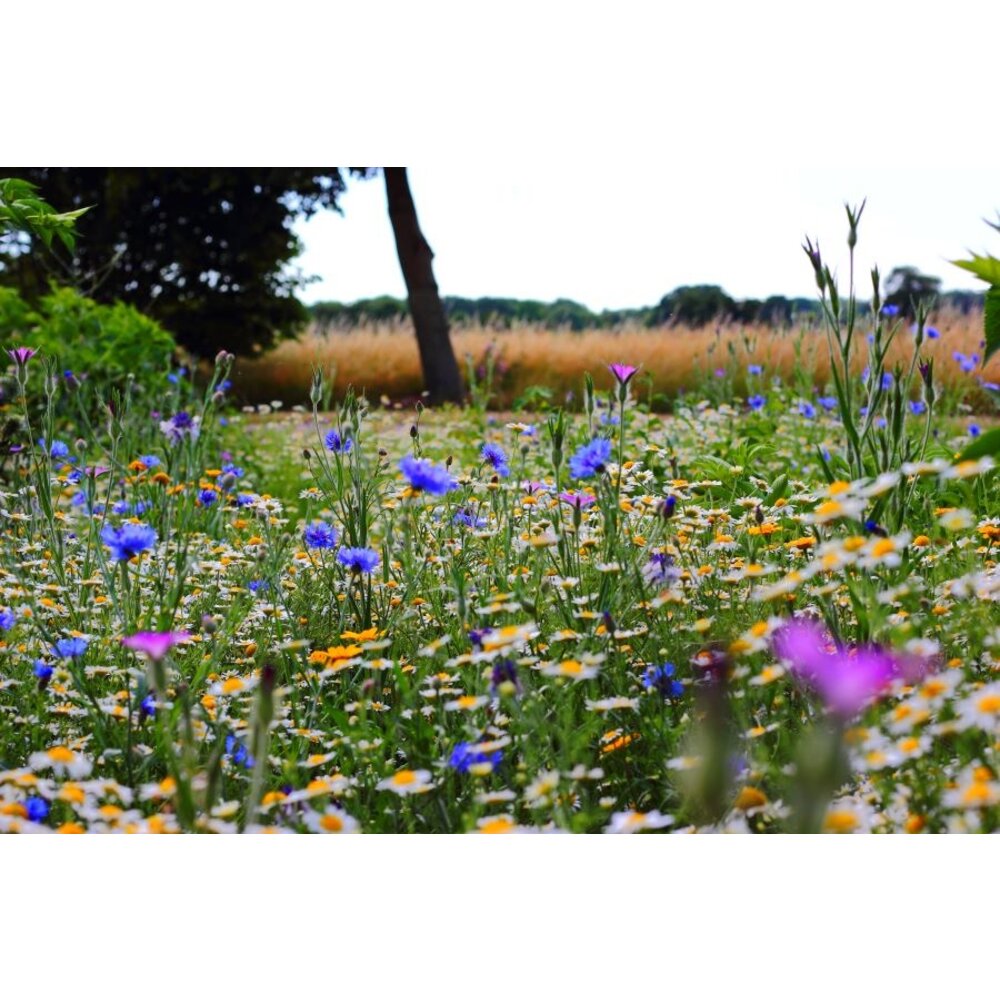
[958,426,1000,461]
[985,286,1000,365]
[951,253,1000,285]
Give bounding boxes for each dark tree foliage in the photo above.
[0,168,364,357]
[654,285,736,326]
[883,266,941,319]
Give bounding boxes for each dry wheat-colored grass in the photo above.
[232,311,1000,410]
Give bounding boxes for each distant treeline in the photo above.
[310,286,985,331]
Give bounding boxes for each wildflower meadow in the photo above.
[3,210,999,836]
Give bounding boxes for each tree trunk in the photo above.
[384,168,463,404]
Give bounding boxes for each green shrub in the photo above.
[0,284,177,391]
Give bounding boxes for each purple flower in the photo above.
[303,521,338,549]
[122,631,190,661]
[337,547,380,574]
[969,423,981,437]
[198,488,218,507]
[817,396,838,411]
[748,394,766,411]
[747,364,763,376]
[6,346,37,366]
[399,455,455,495]
[558,490,596,509]
[569,437,612,479]
[101,523,157,562]
[882,304,900,317]
[772,620,908,718]
[909,400,926,416]
[160,411,200,443]
[798,401,817,419]
[608,362,640,386]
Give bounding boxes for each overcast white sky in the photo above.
[295,166,1000,311]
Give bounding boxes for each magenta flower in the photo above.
[7,346,38,366]
[772,619,902,718]
[608,363,640,386]
[558,490,596,509]
[122,631,190,661]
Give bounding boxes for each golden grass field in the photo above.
[231,311,1000,410]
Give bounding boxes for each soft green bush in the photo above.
[0,284,177,390]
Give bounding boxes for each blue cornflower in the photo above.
[480,442,510,477]
[112,500,130,515]
[798,401,817,419]
[880,372,893,390]
[324,429,353,454]
[236,493,257,507]
[140,693,156,718]
[248,579,270,594]
[909,400,926,416]
[926,326,940,340]
[337,547,381,574]
[225,734,254,769]
[71,492,87,508]
[747,364,763,375]
[49,440,70,459]
[817,396,838,411]
[399,455,455,495]
[953,351,979,373]
[140,454,160,467]
[198,488,218,507]
[25,797,49,823]
[642,662,684,699]
[220,462,244,479]
[747,394,766,411]
[101,523,157,562]
[55,637,89,659]
[969,423,981,437]
[448,741,503,774]
[882,304,900,317]
[453,508,487,529]
[0,608,15,631]
[33,660,53,682]
[569,437,612,479]
[303,520,338,549]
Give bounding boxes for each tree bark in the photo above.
[384,168,463,404]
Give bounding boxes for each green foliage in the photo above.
[951,213,1000,364]
[0,177,88,252]
[958,426,1000,461]
[0,285,176,391]
[0,168,367,358]
[654,285,735,326]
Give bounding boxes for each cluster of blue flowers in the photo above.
[448,742,503,774]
